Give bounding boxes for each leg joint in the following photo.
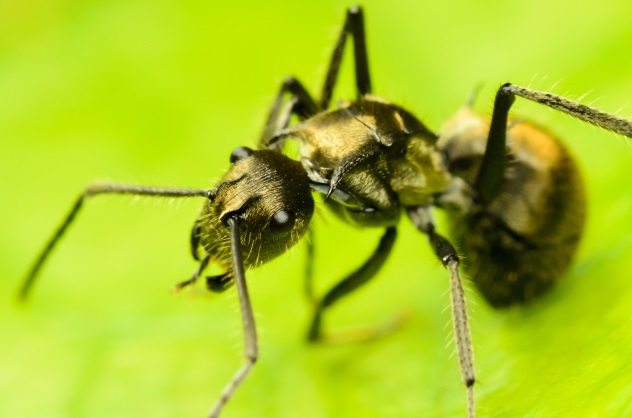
[442,253,460,266]
[282,76,300,89]
[347,5,363,19]
[496,82,516,107]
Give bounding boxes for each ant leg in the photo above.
[407,206,476,418]
[307,227,401,344]
[507,83,632,137]
[173,255,210,292]
[320,6,371,109]
[304,227,317,304]
[206,273,232,293]
[466,83,484,107]
[258,77,318,148]
[190,219,202,261]
[473,84,515,205]
[18,182,212,301]
[475,83,632,204]
[207,217,258,418]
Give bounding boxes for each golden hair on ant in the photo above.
[18,5,632,418]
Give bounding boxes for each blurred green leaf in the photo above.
[2,1,631,417]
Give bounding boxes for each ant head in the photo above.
[199,148,314,270]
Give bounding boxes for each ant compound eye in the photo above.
[230,147,254,163]
[269,210,295,233]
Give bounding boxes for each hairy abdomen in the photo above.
[439,108,586,307]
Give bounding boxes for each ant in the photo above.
[18,5,632,418]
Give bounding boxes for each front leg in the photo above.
[173,255,210,292]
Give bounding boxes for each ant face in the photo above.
[199,148,314,271]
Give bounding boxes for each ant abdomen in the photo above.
[195,148,314,275]
[439,108,586,307]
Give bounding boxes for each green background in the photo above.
[2,0,632,417]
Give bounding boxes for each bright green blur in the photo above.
[2,1,632,417]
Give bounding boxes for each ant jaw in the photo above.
[206,274,232,293]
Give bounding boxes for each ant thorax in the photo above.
[284,96,454,223]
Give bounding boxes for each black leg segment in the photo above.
[190,219,202,261]
[259,76,318,148]
[173,255,211,292]
[474,83,515,206]
[476,82,632,205]
[307,226,396,342]
[304,227,317,304]
[320,6,372,109]
[206,272,233,293]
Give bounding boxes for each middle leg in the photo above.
[320,6,372,109]
[307,226,398,343]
